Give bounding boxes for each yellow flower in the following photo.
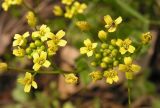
[53,5,63,16]
[141,32,152,44]
[119,57,141,79]
[2,0,22,11]
[47,44,58,56]
[89,71,102,82]
[116,38,135,54]
[26,11,37,27]
[104,15,122,32]
[80,39,97,57]
[13,47,25,57]
[64,73,78,84]
[47,30,67,47]
[13,32,29,47]
[32,24,51,42]
[73,1,87,14]
[98,30,107,41]
[76,21,90,31]
[33,51,51,71]
[103,69,119,84]
[62,0,74,5]
[64,6,76,19]
[18,72,37,93]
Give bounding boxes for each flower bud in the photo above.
[141,32,152,44]
[35,40,42,47]
[0,62,7,73]
[64,73,78,84]
[95,53,101,59]
[91,62,96,66]
[29,43,36,49]
[100,62,107,68]
[102,57,112,63]
[109,45,114,50]
[101,43,108,49]
[111,39,116,46]
[113,61,119,66]
[98,30,107,41]
[26,48,32,54]
[111,49,118,56]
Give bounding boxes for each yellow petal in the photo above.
[13,40,19,47]
[131,64,141,73]
[87,51,93,57]
[119,64,127,72]
[33,63,41,71]
[116,39,123,46]
[25,72,32,79]
[92,43,97,49]
[124,57,132,65]
[80,47,88,54]
[115,16,122,25]
[113,76,119,82]
[41,36,48,42]
[23,32,29,38]
[119,47,127,54]
[106,78,113,84]
[32,81,38,89]
[46,32,55,39]
[58,40,67,46]
[56,30,65,39]
[17,78,25,84]
[128,45,135,53]
[40,51,47,59]
[14,34,21,39]
[43,60,51,68]
[104,15,113,26]
[84,39,91,46]
[108,26,116,32]
[24,84,31,92]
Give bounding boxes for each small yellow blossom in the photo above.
[53,5,63,16]
[80,39,97,57]
[32,25,51,42]
[73,1,87,14]
[119,57,141,79]
[13,47,25,57]
[141,32,152,44]
[103,69,119,84]
[64,73,78,84]
[47,44,58,56]
[18,72,37,93]
[13,32,29,47]
[2,0,22,11]
[89,71,102,82]
[98,30,107,41]
[76,21,90,31]
[26,11,37,27]
[116,38,135,54]
[64,6,76,19]
[62,0,74,5]
[33,51,51,71]
[47,30,67,47]
[104,15,122,32]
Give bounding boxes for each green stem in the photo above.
[8,67,63,74]
[127,79,131,108]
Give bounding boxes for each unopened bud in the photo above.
[0,62,8,73]
[98,30,107,41]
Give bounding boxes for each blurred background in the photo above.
[0,0,160,108]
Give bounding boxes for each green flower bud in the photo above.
[101,43,108,49]
[26,48,32,54]
[40,45,45,50]
[111,49,118,56]
[91,62,96,66]
[102,57,112,63]
[29,43,36,49]
[100,62,107,68]
[32,34,38,40]
[35,40,42,47]
[105,49,111,54]
[100,49,104,52]
[98,30,107,41]
[103,52,107,56]
[95,53,101,59]
[109,45,114,50]
[0,62,8,73]
[111,39,116,46]
[113,61,119,66]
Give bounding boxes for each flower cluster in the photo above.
[80,15,152,84]
[12,24,67,92]
[53,0,87,19]
[2,0,22,11]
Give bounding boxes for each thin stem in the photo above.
[127,79,131,108]
[7,67,64,74]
